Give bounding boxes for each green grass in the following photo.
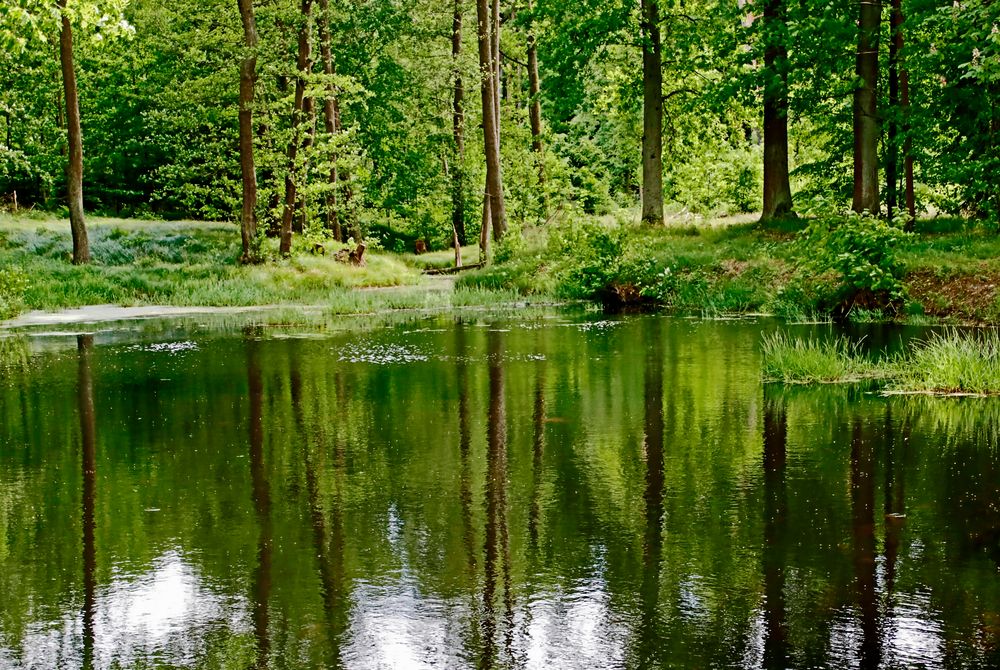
[0,214,425,318]
[888,330,1000,395]
[761,332,887,384]
[763,329,1000,395]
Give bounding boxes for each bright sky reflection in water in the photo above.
[0,311,998,669]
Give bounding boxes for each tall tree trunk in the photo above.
[58,0,89,264]
[852,0,881,215]
[280,0,314,256]
[317,0,351,242]
[640,0,664,225]
[527,1,544,188]
[452,0,467,247]
[477,0,508,244]
[760,0,794,222]
[296,95,317,233]
[889,0,916,224]
[238,0,260,264]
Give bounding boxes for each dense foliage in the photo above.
[0,0,998,250]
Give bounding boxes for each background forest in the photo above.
[2,0,998,244]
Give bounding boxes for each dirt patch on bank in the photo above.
[906,268,1000,321]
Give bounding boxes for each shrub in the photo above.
[795,210,911,316]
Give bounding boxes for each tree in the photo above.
[760,0,794,222]
[317,0,345,242]
[852,0,880,214]
[58,0,90,264]
[886,0,915,224]
[640,0,663,225]
[476,0,508,245]
[451,0,467,248]
[279,0,314,256]
[238,0,260,264]
[527,0,544,188]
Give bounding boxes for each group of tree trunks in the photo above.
[55,0,920,267]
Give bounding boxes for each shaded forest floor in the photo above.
[3,212,999,325]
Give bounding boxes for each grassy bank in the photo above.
[0,214,428,320]
[457,210,1000,324]
[762,330,1000,395]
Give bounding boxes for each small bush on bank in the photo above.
[0,267,28,320]
[794,211,911,316]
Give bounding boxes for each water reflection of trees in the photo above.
[77,335,97,670]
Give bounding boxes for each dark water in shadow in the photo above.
[1,313,998,669]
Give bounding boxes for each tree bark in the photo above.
[852,0,881,215]
[317,0,354,242]
[452,0,467,247]
[238,0,260,264]
[280,0,314,256]
[760,0,794,222]
[527,0,544,187]
[640,0,664,225]
[888,0,915,224]
[477,0,508,244]
[58,0,89,264]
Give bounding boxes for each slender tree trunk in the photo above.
[317,0,351,242]
[280,0,314,256]
[477,0,508,244]
[852,0,881,215]
[238,0,260,264]
[296,95,317,233]
[527,1,544,188]
[452,0,467,247]
[640,0,664,225]
[58,0,89,264]
[893,0,916,224]
[760,0,793,222]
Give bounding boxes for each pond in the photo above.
[1,311,998,669]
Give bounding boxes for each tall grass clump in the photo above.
[888,329,1000,395]
[761,332,885,384]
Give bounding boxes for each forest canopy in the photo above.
[0,0,998,259]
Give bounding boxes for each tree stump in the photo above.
[335,242,367,267]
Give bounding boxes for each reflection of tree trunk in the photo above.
[482,328,511,668]
[762,395,788,669]
[456,327,477,576]
[77,335,97,670]
[529,361,545,551]
[883,407,907,597]
[291,348,346,665]
[246,334,272,669]
[637,320,665,666]
[851,419,880,669]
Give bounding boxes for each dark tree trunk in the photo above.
[58,0,89,264]
[280,0,314,256]
[246,334,272,670]
[762,396,789,669]
[452,0,467,247]
[852,0,881,215]
[317,0,354,243]
[238,0,260,263]
[760,0,794,222]
[888,0,915,224]
[77,335,97,670]
[527,0,544,188]
[640,0,664,225]
[477,0,508,245]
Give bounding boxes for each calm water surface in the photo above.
[1,312,998,669]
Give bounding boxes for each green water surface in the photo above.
[1,312,998,669]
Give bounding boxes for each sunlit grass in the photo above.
[761,332,886,384]
[764,329,1000,395]
[887,329,1000,395]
